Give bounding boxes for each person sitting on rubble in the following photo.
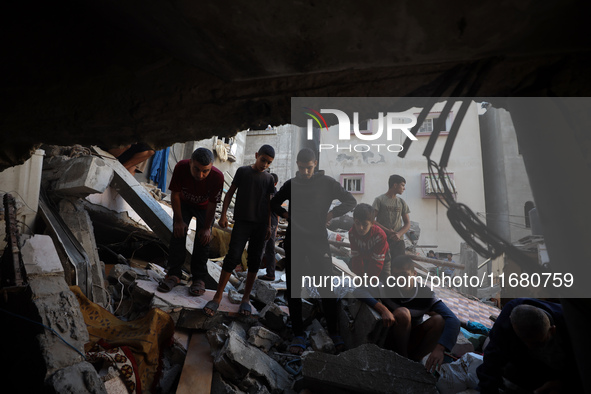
[204,144,276,316]
[157,148,224,296]
[348,203,389,278]
[476,298,582,393]
[271,147,356,355]
[106,142,155,174]
[354,254,460,373]
[258,173,279,281]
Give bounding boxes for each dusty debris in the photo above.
[247,326,283,353]
[213,325,292,393]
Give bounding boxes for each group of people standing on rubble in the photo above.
[155,145,581,393]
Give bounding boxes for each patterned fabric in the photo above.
[71,286,175,394]
[87,342,139,393]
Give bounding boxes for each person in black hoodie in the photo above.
[271,148,356,355]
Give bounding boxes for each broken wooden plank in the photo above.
[176,332,213,394]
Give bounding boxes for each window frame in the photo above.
[340,173,365,194]
[414,111,454,136]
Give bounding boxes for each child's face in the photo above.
[189,160,212,181]
[353,219,373,237]
[253,153,274,172]
[296,160,317,179]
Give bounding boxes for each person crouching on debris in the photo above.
[204,144,276,317]
[355,254,460,372]
[157,148,224,296]
[477,298,582,393]
[348,203,389,278]
[271,148,357,355]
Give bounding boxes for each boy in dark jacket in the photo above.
[271,148,356,355]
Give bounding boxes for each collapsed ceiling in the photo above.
[2,0,590,170]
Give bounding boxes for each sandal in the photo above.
[203,300,219,316]
[257,274,275,281]
[289,336,307,355]
[239,302,252,316]
[188,279,206,296]
[157,275,180,293]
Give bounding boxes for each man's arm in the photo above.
[218,183,237,228]
[197,201,217,245]
[171,191,188,238]
[424,300,461,372]
[392,212,411,242]
[270,181,290,220]
[328,179,356,221]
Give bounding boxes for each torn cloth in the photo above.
[71,286,174,394]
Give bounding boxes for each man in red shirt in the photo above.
[157,148,224,296]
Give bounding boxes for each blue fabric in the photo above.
[149,147,170,191]
[466,320,490,335]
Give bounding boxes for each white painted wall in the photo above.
[319,101,486,257]
[164,131,248,193]
[243,124,301,188]
[0,149,44,250]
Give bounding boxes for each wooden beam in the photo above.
[176,332,213,394]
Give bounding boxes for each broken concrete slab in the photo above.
[338,298,386,350]
[21,234,64,276]
[248,326,282,353]
[214,330,292,393]
[302,343,437,393]
[28,277,90,376]
[309,319,336,354]
[251,279,278,305]
[22,235,92,380]
[46,361,107,394]
[92,146,173,242]
[259,303,288,331]
[211,372,246,394]
[237,374,272,394]
[53,155,113,196]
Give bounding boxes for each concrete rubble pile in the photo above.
[0,145,502,393]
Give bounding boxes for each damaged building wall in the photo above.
[242,124,305,188]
